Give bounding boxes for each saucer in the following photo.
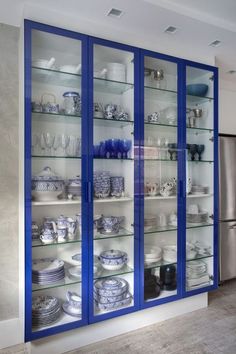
[62,301,82,317]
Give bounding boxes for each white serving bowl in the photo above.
[144,246,162,259]
[100,263,125,271]
[32,190,62,202]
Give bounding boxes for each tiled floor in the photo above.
[66,280,236,354]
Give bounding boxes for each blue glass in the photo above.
[99,141,107,158]
[93,145,100,158]
[121,139,132,159]
[108,139,119,158]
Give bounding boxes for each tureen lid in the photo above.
[67,175,81,186]
[63,91,80,97]
[100,249,127,259]
[32,166,63,181]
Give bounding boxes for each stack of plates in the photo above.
[94,171,110,199]
[66,177,81,198]
[32,295,61,328]
[163,245,177,263]
[186,260,210,290]
[191,185,209,195]
[144,245,162,265]
[32,258,65,285]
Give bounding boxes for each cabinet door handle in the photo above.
[229,224,236,230]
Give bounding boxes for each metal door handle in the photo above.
[229,224,236,229]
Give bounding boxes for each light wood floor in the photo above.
[66,280,236,354]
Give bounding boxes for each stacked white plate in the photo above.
[163,245,177,263]
[32,258,65,285]
[32,295,61,328]
[144,245,162,265]
[186,260,210,290]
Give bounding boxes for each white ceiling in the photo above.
[1,0,236,83]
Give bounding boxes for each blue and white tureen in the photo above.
[98,249,128,271]
[32,166,64,202]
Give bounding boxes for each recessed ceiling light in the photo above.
[164,26,177,34]
[227,70,236,75]
[209,40,221,47]
[107,8,124,18]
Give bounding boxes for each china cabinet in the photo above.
[24,20,218,341]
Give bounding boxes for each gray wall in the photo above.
[0,23,19,320]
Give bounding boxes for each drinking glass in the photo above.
[43,132,55,156]
[31,134,39,155]
[53,135,62,156]
[39,133,46,156]
[196,144,205,161]
[189,144,198,161]
[122,139,132,159]
[61,134,70,156]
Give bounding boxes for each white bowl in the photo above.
[100,263,125,271]
[144,246,162,259]
[32,190,62,202]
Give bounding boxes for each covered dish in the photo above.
[32,166,64,201]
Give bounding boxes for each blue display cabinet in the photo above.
[24,19,218,341]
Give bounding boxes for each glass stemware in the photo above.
[43,132,55,156]
[61,134,70,156]
[31,134,39,155]
[39,133,46,156]
[122,139,132,159]
[196,144,205,161]
[53,135,62,156]
[189,144,198,161]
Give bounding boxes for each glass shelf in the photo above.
[187,94,214,104]
[94,117,133,128]
[186,254,213,263]
[32,311,81,332]
[144,222,213,235]
[93,77,133,95]
[32,111,81,122]
[32,156,134,161]
[94,264,133,280]
[144,86,177,102]
[94,228,134,240]
[144,158,177,162]
[145,260,177,270]
[32,197,133,206]
[144,121,213,133]
[32,273,81,292]
[187,193,213,198]
[145,290,177,303]
[32,66,81,88]
[145,196,176,201]
[94,301,134,317]
[32,237,81,248]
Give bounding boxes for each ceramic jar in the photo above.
[63,91,81,115]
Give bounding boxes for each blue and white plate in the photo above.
[62,301,82,317]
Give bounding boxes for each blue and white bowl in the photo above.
[32,167,64,201]
[94,291,128,304]
[95,292,132,311]
[99,249,128,270]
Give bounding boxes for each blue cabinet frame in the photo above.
[24,19,218,341]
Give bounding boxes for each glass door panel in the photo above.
[30,29,84,333]
[92,44,135,316]
[185,66,215,292]
[143,56,178,303]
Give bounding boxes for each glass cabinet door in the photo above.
[89,40,138,320]
[25,24,87,340]
[185,65,217,293]
[141,54,180,306]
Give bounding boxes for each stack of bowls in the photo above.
[144,215,157,231]
[110,177,124,197]
[66,176,81,198]
[163,245,177,263]
[98,249,128,270]
[144,245,162,265]
[94,277,132,311]
[94,171,110,198]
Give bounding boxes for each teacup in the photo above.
[66,291,82,309]
[57,227,67,243]
[40,230,57,244]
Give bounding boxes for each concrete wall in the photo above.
[0,23,19,321]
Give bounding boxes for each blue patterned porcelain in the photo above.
[57,215,68,229]
[94,277,129,296]
[93,291,128,304]
[66,291,82,309]
[32,167,64,201]
[97,216,123,234]
[95,292,132,311]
